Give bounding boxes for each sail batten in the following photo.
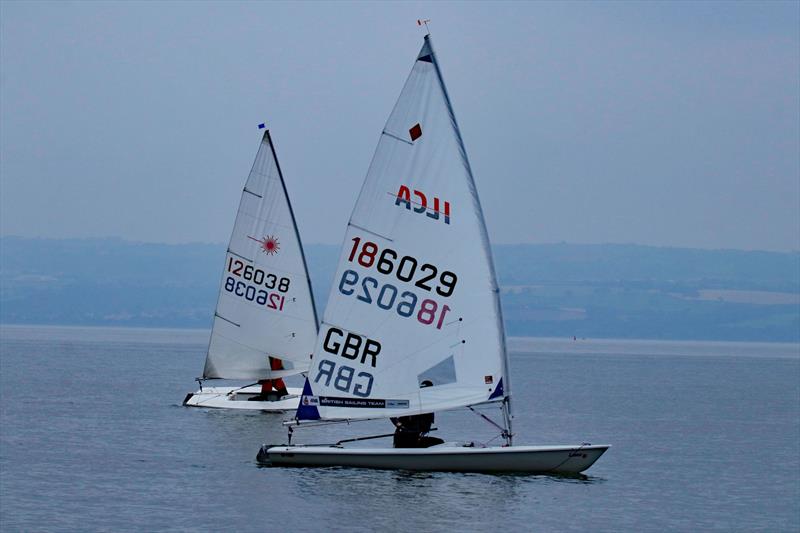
[299,36,508,421]
[202,130,319,381]
[243,188,263,198]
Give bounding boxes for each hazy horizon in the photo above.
[2,1,798,251]
[3,236,798,341]
[2,233,799,254]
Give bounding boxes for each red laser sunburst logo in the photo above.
[248,235,280,255]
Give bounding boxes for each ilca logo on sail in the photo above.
[392,185,451,225]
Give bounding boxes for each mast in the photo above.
[425,35,513,444]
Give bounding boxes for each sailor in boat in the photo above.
[390,381,445,448]
[250,356,289,402]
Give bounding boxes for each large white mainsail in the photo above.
[297,36,510,424]
[203,129,319,381]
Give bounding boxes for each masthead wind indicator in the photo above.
[417,19,431,35]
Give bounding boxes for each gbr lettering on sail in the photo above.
[313,327,380,398]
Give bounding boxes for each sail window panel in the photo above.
[417,354,457,386]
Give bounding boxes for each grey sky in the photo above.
[1,1,798,251]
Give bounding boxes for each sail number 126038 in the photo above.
[223,256,290,312]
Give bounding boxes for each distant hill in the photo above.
[1,237,798,342]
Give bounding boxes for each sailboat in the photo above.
[183,128,319,411]
[257,36,609,472]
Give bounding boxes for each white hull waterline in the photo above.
[183,385,302,411]
[257,443,610,474]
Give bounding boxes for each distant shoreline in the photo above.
[2,323,798,351]
[3,238,798,342]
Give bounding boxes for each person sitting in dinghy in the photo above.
[390,380,445,448]
[250,356,289,401]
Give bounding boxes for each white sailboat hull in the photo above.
[183,385,301,411]
[257,443,610,474]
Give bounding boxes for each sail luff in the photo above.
[424,36,513,412]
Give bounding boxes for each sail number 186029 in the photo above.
[347,237,457,297]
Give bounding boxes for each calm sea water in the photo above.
[1,325,798,532]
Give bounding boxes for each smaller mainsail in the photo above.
[203,130,318,381]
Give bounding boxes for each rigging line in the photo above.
[479,433,502,449]
[226,382,260,395]
[468,405,510,447]
[468,405,506,433]
[286,427,438,448]
[337,432,397,446]
[285,417,376,428]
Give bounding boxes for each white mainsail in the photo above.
[297,36,509,421]
[203,130,319,380]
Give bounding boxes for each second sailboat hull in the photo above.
[183,385,301,411]
[257,443,609,474]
